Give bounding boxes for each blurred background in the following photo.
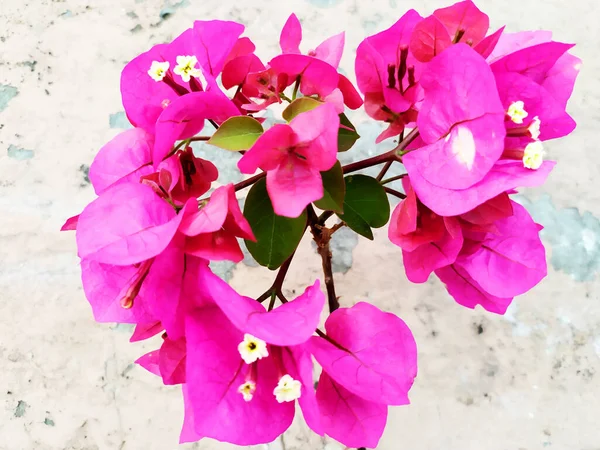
[1,0,599,449]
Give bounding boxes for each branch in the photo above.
[256,252,295,304]
[384,187,406,200]
[234,172,266,192]
[308,206,339,313]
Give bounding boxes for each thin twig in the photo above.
[380,173,407,185]
[384,187,406,199]
[234,172,266,192]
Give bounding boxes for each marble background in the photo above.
[1,0,599,449]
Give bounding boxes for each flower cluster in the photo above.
[62,1,579,448]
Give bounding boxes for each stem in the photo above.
[380,173,407,185]
[292,76,301,100]
[188,136,210,142]
[257,252,295,303]
[375,160,393,181]
[342,128,420,174]
[280,93,292,103]
[209,119,219,129]
[308,206,339,313]
[234,172,266,192]
[384,187,406,199]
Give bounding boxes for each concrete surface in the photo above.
[1,0,599,449]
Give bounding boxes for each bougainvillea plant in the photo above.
[62,1,580,448]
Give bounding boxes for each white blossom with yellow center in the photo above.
[507,101,528,124]
[528,116,541,140]
[237,381,256,402]
[148,61,170,82]
[523,141,544,170]
[273,374,302,403]
[238,334,269,364]
[173,55,203,83]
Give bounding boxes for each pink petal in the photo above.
[159,336,186,385]
[402,217,463,283]
[201,270,324,346]
[435,264,513,314]
[130,321,163,342]
[192,20,245,76]
[281,345,324,435]
[487,30,552,62]
[89,128,154,194]
[458,201,547,298]
[308,302,417,405]
[237,124,295,174]
[433,0,489,45]
[541,52,582,108]
[267,158,323,218]
[407,159,555,216]
[355,10,422,95]
[76,183,181,265]
[153,91,239,164]
[269,54,339,98]
[280,13,303,54]
[474,26,505,59]
[409,15,452,63]
[406,114,505,190]
[60,214,79,231]
[222,54,266,89]
[491,41,575,84]
[222,184,255,241]
[224,37,256,66]
[80,259,155,323]
[337,74,364,109]
[185,307,294,445]
[136,350,161,377]
[179,185,229,235]
[314,32,345,68]
[290,103,340,170]
[460,192,513,225]
[316,371,388,449]
[417,43,504,144]
[185,231,244,262]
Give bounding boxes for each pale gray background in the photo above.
[1,0,599,449]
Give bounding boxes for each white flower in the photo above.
[273,374,302,403]
[528,116,541,140]
[237,381,256,402]
[237,334,269,364]
[507,100,528,124]
[173,55,203,83]
[523,141,544,170]
[148,60,170,82]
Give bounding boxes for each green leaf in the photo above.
[337,175,390,240]
[207,116,263,151]
[337,113,360,152]
[282,97,323,122]
[244,178,307,270]
[314,161,345,213]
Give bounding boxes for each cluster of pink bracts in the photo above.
[62,1,579,448]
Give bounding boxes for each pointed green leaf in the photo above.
[207,116,263,151]
[338,113,360,152]
[244,178,307,270]
[282,97,323,122]
[336,175,390,240]
[314,161,345,213]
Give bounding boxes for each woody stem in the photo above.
[308,206,339,313]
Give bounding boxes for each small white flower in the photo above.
[507,100,528,124]
[273,374,302,403]
[237,334,269,365]
[148,61,170,82]
[528,116,541,140]
[237,381,256,402]
[523,141,544,170]
[173,55,203,83]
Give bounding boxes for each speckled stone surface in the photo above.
[1,0,599,449]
